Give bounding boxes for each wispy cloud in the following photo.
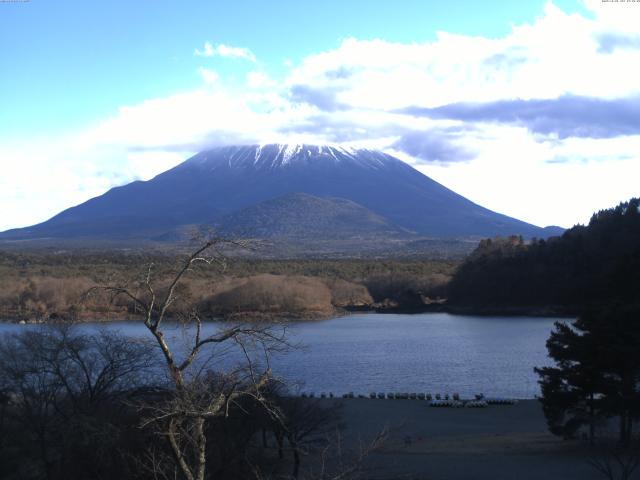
[400,96,640,139]
[194,41,256,62]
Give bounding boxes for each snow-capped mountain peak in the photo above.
[0,143,563,243]
[189,144,395,171]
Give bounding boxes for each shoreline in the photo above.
[0,303,575,324]
[0,309,346,325]
[350,301,578,317]
[0,306,573,324]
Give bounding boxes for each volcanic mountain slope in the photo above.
[216,192,410,239]
[0,144,563,242]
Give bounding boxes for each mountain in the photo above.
[0,144,563,244]
[216,192,409,239]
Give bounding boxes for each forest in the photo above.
[447,198,640,314]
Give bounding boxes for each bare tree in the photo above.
[0,325,157,480]
[90,238,289,480]
[250,424,388,480]
[251,381,387,480]
[310,428,388,480]
[588,438,640,480]
[271,396,343,479]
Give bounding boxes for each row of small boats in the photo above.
[430,400,487,408]
[299,391,518,406]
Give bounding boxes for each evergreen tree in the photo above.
[536,304,640,446]
[535,318,607,444]
[588,304,640,447]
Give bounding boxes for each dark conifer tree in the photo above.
[536,304,640,446]
[535,317,608,445]
[587,304,640,447]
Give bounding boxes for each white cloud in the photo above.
[0,139,132,231]
[414,125,640,228]
[582,0,640,31]
[194,41,256,62]
[197,67,219,85]
[3,1,640,231]
[285,3,640,110]
[246,70,276,89]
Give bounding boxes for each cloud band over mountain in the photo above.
[400,96,640,140]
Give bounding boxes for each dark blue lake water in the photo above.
[0,313,564,398]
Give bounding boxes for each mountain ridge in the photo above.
[0,144,564,247]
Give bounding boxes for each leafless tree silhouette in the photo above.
[89,238,290,480]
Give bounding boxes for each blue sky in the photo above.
[1,0,639,231]
[1,0,589,139]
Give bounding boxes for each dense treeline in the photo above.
[448,198,640,313]
[0,252,456,283]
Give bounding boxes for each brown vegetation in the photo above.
[204,274,335,318]
[0,250,458,322]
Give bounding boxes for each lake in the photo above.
[0,313,564,399]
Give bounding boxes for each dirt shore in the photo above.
[327,399,605,480]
